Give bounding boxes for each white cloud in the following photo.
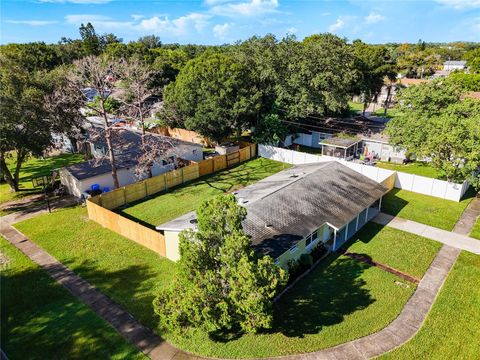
[434,0,480,9]
[213,22,232,38]
[364,12,385,24]
[209,0,279,17]
[138,13,211,35]
[328,17,345,32]
[65,14,111,24]
[40,0,112,4]
[7,20,58,26]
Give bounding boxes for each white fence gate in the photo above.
[258,144,469,202]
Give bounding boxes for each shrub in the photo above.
[299,253,313,267]
[310,242,327,261]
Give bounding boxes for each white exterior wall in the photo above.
[363,140,407,163]
[259,144,469,202]
[165,231,181,261]
[175,143,204,162]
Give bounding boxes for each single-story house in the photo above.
[443,60,467,71]
[61,128,203,197]
[156,161,387,266]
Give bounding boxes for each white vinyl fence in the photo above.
[259,144,469,202]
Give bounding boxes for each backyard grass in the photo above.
[14,206,177,329]
[119,158,291,227]
[381,188,475,231]
[376,161,444,179]
[0,153,84,206]
[342,223,442,279]
[380,251,480,360]
[470,217,480,240]
[0,236,145,360]
[16,207,417,358]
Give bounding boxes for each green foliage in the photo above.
[251,112,289,145]
[79,23,101,56]
[153,194,287,335]
[463,48,480,73]
[386,80,480,186]
[278,34,357,118]
[352,40,397,112]
[0,55,81,191]
[447,72,480,92]
[162,52,262,142]
[89,95,121,114]
[299,253,314,267]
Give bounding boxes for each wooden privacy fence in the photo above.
[86,143,256,257]
[87,198,167,256]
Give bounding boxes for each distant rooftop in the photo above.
[320,136,361,148]
[444,60,467,66]
[157,162,386,259]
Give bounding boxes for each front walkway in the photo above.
[373,212,480,255]
[452,194,480,235]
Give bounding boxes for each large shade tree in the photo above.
[0,56,81,191]
[160,52,262,143]
[352,40,397,115]
[154,194,287,335]
[386,80,480,188]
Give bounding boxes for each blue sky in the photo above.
[1,0,479,45]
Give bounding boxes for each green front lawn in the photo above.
[119,158,291,228]
[382,188,475,231]
[0,237,145,360]
[16,207,418,358]
[169,254,415,357]
[0,153,84,206]
[470,217,480,240]
[376,161,444,179]
[14,206,177,329]
[343,223,442,279]
[380,251,480,360]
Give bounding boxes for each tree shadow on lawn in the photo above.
[271,254,375,338]
[210,252,376,342]
[1,266,141,360]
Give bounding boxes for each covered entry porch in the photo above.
[326,197,382,251]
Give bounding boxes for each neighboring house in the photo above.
[156,162,387,265]
[61,127,203,197]
[361,134,408,163]
[443,60,467,71]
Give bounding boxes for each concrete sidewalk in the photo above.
[453,195,480,235]
[373,212,480,255]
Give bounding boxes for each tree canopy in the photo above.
[161,51,262,142]
[386,80,480,187]
[153,194,287,335]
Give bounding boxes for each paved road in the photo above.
[373,212,480,255]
